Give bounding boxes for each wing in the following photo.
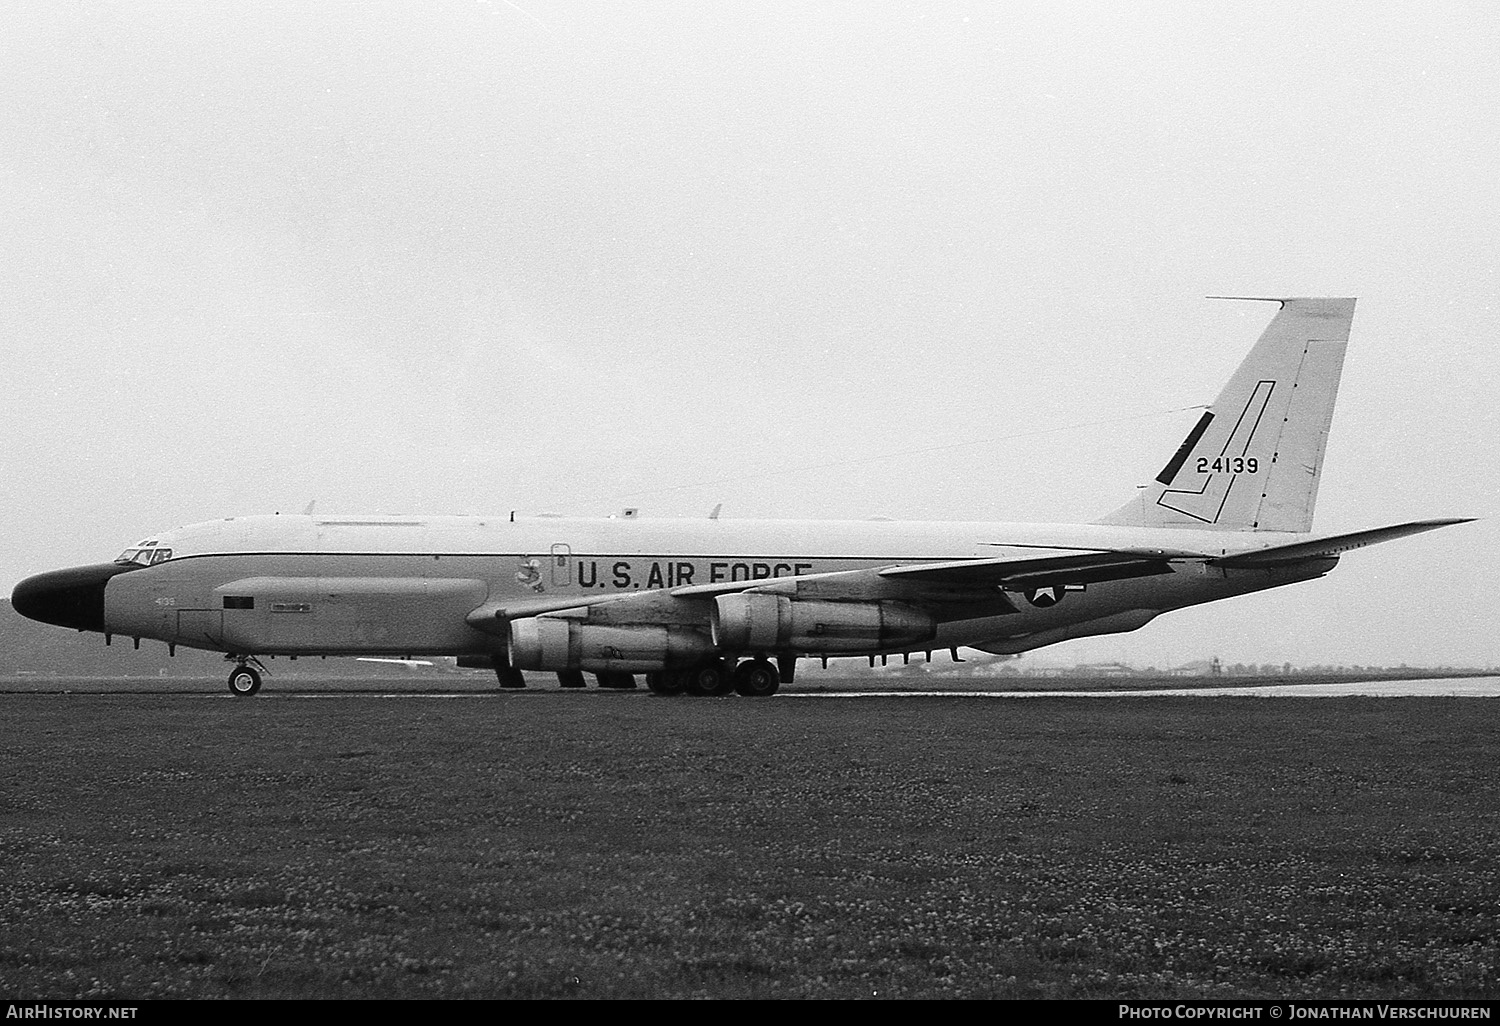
[465,520,1473,637]
[464,545,1207,637]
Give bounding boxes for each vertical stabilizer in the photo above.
[1099,297,1354,532]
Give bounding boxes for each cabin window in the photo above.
[222,596,255,610]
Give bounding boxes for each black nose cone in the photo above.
[11,563,138,632]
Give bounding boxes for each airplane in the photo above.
[10,297,1471,698]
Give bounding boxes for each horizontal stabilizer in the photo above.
[1212,518,1474,567]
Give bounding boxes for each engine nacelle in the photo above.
[711,594,935,653]
[508,617,714,672]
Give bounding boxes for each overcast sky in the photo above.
[2,1,1496,668]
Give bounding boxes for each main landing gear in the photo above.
[500,659,789,696]
[731,658,781,698]
[645,657,784,698]
[646,660,730,696]
[226,656,267,697]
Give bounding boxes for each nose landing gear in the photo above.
[226,656,268,697]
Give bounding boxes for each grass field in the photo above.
[2,688,1498,999]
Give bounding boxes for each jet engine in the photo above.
[508,617,714,672]
[711,593,934,653]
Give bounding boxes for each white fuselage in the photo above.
[99,514,1329,659]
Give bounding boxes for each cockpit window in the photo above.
[114,547,173,567]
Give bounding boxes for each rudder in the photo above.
[1099,297,1354,532]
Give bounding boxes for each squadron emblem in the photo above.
[515,557,545,593]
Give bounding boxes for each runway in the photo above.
[782,677,1500,699]
[267,677,1500,699]
[8,675,1495,699]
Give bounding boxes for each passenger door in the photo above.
[550,543,572,588]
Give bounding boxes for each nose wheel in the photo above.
[226,656,267,697]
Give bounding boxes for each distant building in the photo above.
[1167,660,1216,677]
[1071,662,1137,677]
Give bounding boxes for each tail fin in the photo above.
[1099,297,1354,532]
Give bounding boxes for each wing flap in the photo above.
[998,559,1177,590]
[876,548,1203,589]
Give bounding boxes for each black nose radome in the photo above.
[11,563,139,632]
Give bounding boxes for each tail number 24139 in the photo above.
[1198,456,1259,474]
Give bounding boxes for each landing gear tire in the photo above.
[733,658,780,697]
[684,660,733,697]
[647,670,687,696]
[228,665,262,698]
